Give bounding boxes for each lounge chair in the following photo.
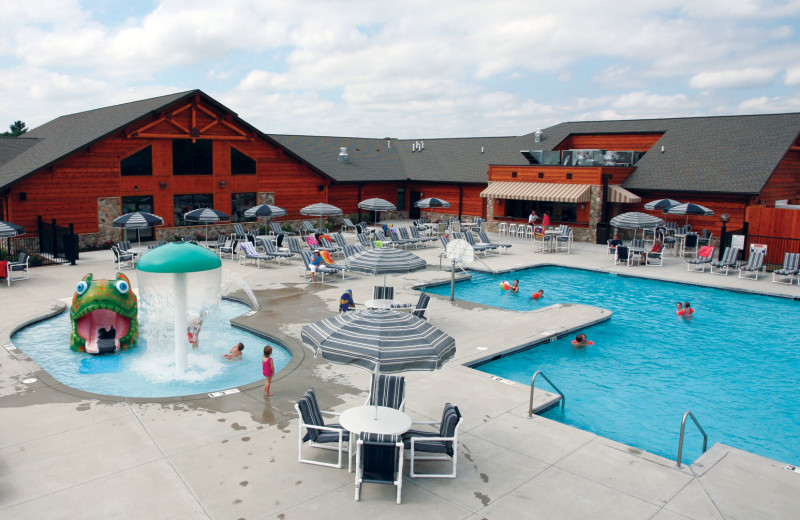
[7,252,30,285]
[398,227,423,248]
[410,226,437,244]
[477,231,511,254]
[295,389,350,470]
[238,241,274,268]
[402,403,462,478]
[357,233,374,248]
[259,238,295,264]
[342,218,357,234]
[232,223,248,240]
[772,252,799,285]
[270,222,295,236]
[299,220,317,237]
[365,374,405,411]
[738,247,766,280]
[645,242,663,266]
[343,244,365,258]
[318,236,343,257]
[388,228,414,249]
[112,246,135,270]
[686,246,715,272]
[332,232,349,250]
[355,433,404,504]
[207,235,226,250]
[299,250,337,282]
[318,250,353,279]
[462,230,496,255]
[710,247,740,275]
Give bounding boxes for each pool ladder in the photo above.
[528,370,565,418]
[676,410,708,468]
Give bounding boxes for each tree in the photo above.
[1,121,28,136]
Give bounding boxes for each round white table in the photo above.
[364,298,394,310]
[340,405,412,436]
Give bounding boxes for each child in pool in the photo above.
[676,302,684,315]
[224,342,244,360]
[510,280,520,293]
[572,333,593,347]
[682,302,694,317]
[262,345,275,396]
[532,289,544,300]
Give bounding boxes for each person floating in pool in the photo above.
[571,333,594,348]
[532,289,544,300]
[510,280,520,293]
[676,302,684,315]
[224,342,244,360]
[682,301,694,318]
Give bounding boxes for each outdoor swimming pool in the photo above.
[12,300,290,398]
[423,266,800,465]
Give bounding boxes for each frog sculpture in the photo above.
[70,273,138,354]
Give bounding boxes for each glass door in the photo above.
[121,195,155,241]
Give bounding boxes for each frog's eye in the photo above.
[115,280,130,294]
[76,281,88,295]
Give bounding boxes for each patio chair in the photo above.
[207,235,226,250]
[366,373,405,410]
[411,292,431,321]
[710,247,740,275]
[295,389,350,470]
[410,225,437,244]
[299,250,336,282]
[614,245,632,266]
[555,228,572,254]
[342,218,357,234]
[7,252,30,285]
[531,227,551,254]
[218,239,239,260]
[645,241,663,266]
[772,252,800,285]
[686,246,715,272]
[259,238,295,264]
[355,433,404,504]
[738,247,766,280]
[269,222,295,236]
[238,241,274,268]
[402,403,462,478]
[373,286,395,300]
[680,233,699,258]
[332,232,349,249]
[232,223,248,240]
[112,246,135,270]
[698,229,712,247]
[478,231,511,254]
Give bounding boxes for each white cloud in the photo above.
[738,95,800,112]
[785,67,800,86]
[689,68,778,89]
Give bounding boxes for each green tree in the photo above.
[1,121,28,136]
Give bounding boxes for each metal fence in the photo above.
[720,231,800,271]
[0,217,78,266]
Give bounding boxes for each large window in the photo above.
[173,139,213,175]
[231,192,256,222]
[174,194,213,226]
[121,146,152,176]
[121,195,155,240]
[231,147,256,175]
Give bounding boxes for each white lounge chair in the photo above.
[738,247,766,279]
[772,252,799,284]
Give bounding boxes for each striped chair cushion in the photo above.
[368,374,404,410]
[402,403,460,456]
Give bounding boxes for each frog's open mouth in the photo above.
[76,309,131,354]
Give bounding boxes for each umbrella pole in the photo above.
[137,228,141,249]
[450,259,456,301]
[373,364,380,420]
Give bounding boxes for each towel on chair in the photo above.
[698,246,714,258]
[320,251,335,265]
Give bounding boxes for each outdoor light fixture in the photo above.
[160,182,167,189]
[720,213,730,223]
[219,181,226,188]
[718,213,730,261]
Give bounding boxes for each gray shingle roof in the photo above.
[524,113,800,194]
[0,91,195,189]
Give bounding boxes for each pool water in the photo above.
[423,266,800,465]
[12,300,290,398]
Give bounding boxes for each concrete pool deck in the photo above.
[1,224,798,519]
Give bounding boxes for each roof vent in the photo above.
[481,146,484,154]
[338,147,348,163]
[387,140,391,149]
[420,140,424,151]
[534,128,543,143]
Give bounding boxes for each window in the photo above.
[231,192,256,222]
[538,172,544,179]
[396,187,406,211]
[122,195,155,240]
[174,194,213,226]
[511,171,518,178]
[231,147,256,175]
[173,139,213,175]
[566,173,573,179]
[121,146,152,176]
[504,200,578,223]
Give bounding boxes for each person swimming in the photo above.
[676,302,684,316]
[532,289,544,300]
[571,333,594,347]
[682,301,694,317]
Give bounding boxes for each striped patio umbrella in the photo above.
[300,202,343,230]
[0,220,25,238]
[415,197,451,208]
[643,199,681,212]
[301,308,456,415]
[183,208,231,244]
[112,211,164,249]
[667,203,715,225]
[345,247,427,275]
[243,204,288,219]
[610,212,665,240]
[358,197,396,223]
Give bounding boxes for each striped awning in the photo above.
[608,185,641,204]
[480,182,592,203]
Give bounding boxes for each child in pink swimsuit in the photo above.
[262,345,275,396]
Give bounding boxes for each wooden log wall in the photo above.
[745,206,800,239]
[489,165,635,184]
[554,133,663,151]
[759,150,800,204]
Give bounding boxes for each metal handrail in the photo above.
[676,410,708,468]
[528,370,565,418]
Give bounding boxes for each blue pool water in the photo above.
[12,300,290,398]
[423,266,800,465]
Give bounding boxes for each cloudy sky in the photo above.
[2,0,800,138]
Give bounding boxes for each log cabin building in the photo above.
[0,89,798,249]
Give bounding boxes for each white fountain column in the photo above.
[174,272,189,372]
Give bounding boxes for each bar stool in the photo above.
[517,225,526,238]
[498,222,507,236]
[508,223,517,236]
[525,225,533,238]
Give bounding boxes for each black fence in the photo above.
[0,217,78,266]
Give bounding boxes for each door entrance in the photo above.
[121,195,155,242]
[410,191,422,219]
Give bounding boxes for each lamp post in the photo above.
[718,213,730,261]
